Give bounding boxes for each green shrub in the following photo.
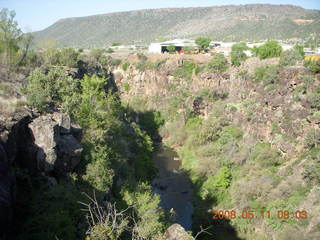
[122,62,130,71]
[294,44,305,58]
[24,49,42,67]
[249,142,282,167]
[130,123,156,181]
[84,145,115,192]
[151,59,167,70]
[16,181,85,240]
[218,125,243,145]
[90,48,106,61]
[207,53,228,72]
[178,146,198,171]
[254,65,280,86]
[111,42,121,46]
[167,45,176,53]
[182,46,194,54]
[42,47,61,65]
[122,183,166,239]
[73,74,122,129]
[106,48,114,53]
[279,49,303,66]
[196,115,229,145]
[123,82,130,92]
[24,67,78,112]
[137,53,148,62]
[200,166,232,200]
[307,86,320,109]
[135,56,148,71]
[304,59,320,73]
[174,60,197,80]
[231,42,248,66]
[305,128,320,148]
[198,88,228,102]
[110,58,121,66]
[59,48,80,67]
[0,82,15,97]
[138,110,164,139]
[254,40,282,59]
[302,148,320,184]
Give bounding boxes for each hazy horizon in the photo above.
[1,0,320,32]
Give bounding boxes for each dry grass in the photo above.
[0,96,27,117]
[0,82,16,97]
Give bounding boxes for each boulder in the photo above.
[29,115,59,172]
[52,112,71,134]
[165,224,193,240]
[28,113,83,174]
[56,135,82,174]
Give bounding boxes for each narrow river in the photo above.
[152,144,194,231]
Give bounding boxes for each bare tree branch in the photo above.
[194,225,212,239]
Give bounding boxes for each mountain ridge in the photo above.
[33,4,320,48]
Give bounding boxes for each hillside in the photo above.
[32,4,320,48]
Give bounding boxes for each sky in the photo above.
[1,0,320,32]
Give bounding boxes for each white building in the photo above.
[280,44,294,51]
[110,45,146,50]
[148,39,197,53]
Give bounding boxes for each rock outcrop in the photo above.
[0,110,82,239]
[29,113,83,175]
[165,224,193,240]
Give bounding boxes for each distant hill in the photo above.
[32,4,320,48]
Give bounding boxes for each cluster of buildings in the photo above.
[147,39,263,56]
[108,39,320,57]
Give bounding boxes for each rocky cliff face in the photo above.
[0,110,82,239]
[112,57,320,239]
[113,57,314,158]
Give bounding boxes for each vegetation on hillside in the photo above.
[1,10,169,240]
[1,7,320,240]
[32,4,320,48]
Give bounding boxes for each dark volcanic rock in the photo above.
[29,113,83,175]
[0,110,82,239]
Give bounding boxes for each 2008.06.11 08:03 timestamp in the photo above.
[211,210,308,220]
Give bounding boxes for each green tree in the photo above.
[24,67,77,112]
[166,44,176,53]
[195,37,211,51]
[207,53,228,72]
[123,183,166,239]
[231,42,248,66]
[0,8,32,77]
[74,74,122,130]
[255,40,282,59]
[84,144,115,192]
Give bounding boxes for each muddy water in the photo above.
[152,144,193,230]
